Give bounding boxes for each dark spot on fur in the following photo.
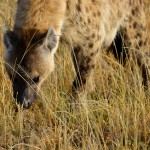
[76,1,81,12]
[89,43,94,48]
[132,9,135,16]
[93,12,96,17]
[97,11,101,17]
[92,0,96,3]
[88,18,91,24]
[127,41,132,47]
[139,0,142,4]
[132,7,139,16]
[90,52,95,57]
[86,36,90,40]
[90,64,95,69]
[91,33,95,38]
[83,21,86,25]
[133,22,138,28]
[139,40,143,47]
[80,16,83,22]
[66,1,69,10]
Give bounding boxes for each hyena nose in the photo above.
[23,99,31,109]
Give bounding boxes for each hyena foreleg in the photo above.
[71,45,99,100]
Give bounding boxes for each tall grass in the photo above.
[0,0,149,149]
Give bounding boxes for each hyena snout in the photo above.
[13,85,37,109]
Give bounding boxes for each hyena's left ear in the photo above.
[3,29,18,49]
[43,27,58,53]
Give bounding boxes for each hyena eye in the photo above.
[32,76,40,84]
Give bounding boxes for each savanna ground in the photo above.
[0,0,150,150]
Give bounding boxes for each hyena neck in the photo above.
[14,0,66,40]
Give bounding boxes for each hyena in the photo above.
[3,0,150,108]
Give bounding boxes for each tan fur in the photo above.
[14,0,66,45]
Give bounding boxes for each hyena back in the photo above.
[3,0,150,108]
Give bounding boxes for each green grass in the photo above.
[0,0,149,149]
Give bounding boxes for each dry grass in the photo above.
[0,0,150,150]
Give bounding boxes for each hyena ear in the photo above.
[43,27,58,53]
[3,29,17,49]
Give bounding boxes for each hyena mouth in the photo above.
[14,90,37,109]
[22,95,37,109]
[22,99,32,109]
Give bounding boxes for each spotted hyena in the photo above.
[3,0,150,108]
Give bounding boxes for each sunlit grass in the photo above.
[0,0,149,149]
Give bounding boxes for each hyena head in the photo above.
[3,27,58,109]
